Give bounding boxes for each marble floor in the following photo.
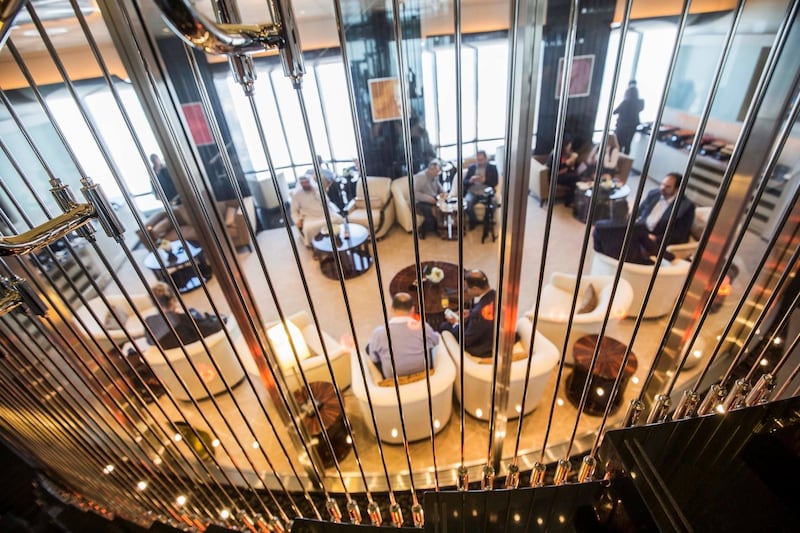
[105,173,755,493]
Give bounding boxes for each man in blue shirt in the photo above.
[367,292,440,379]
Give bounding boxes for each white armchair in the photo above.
[265,311,351,391]
[590,252,691,319]
[441,321,559,419]
[390,177,424,233]
[141,327,246,402]
[532,273,634,364]
[346,176,396,239]
[350,343,455,444]
[72,293,156,351]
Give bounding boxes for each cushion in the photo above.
[366,358,384,385]
[576,283,598,314]
[267,321,311,368]
[301,325,325,359]
[104,305,130,330]
[512,342,528,361]
[224,206,237,226]
[378,367,436,387]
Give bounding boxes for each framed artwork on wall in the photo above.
[368,77,402,122]
[556,54,595,98]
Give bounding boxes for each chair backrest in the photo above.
[354,176,392,209]
[616,153,634,185]
[390,177,419,232]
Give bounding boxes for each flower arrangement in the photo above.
[424,265,445,284]
[157,239,177,262]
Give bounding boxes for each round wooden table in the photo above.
[566,334,638,416]
[143,240,212,293]
[388,261,465,326]
[311,223,372,280]
[293,381,350,468]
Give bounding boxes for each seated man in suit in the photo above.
[440,270,495,358]
[145,282,224,349]
[463,150,499,230]
[290,172,343,246]
[367,292,440,379]
[637,172,695,246]
[593,172,694,264]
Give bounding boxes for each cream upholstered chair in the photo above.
[346,176,396,239]
[533,273,634,364]
[350,343,455,443]
[390,177,424,233]
[528,155,570,207]
[441,320,559,420]
[141,327,246,401]
[590,252,691,319]
[217,196,257,250]
[73,293,156,351]
[265,311,351,391]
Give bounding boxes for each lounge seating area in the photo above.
[83,164,745,489]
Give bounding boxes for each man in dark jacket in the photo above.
[440,270,495,358]
[463,150,499,230]
[593,172,694,265]
[636,172,695,246]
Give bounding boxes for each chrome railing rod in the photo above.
[0,255,240,519]
[0,317,184,519]
[688,89,800,397]
[743,290,800,384]
[332,0,399,517]
[568,0,635,467]
[660,0,797,399]
[390,0,428,520]
[535,0,581,482]
[0,0,24,50]
[453,0,467,477]
[0,163,238,516]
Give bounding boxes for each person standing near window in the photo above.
[150,153,179,203]
[613,81,645,154]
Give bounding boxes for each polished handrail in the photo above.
[152,0,304,88]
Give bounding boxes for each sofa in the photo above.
[390,177,424,233]
[72,293,156,352]
[529,153,634,207]
[137,197,256,251]
[590,251,692,319]
[531,273,633,364]
[141,326,247,401]
[265,310,352,392]
[440,320,559,419]
[346,176,396,240]
[350,343,455,443]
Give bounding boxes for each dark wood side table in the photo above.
[293,381,350,468]
[311,223,372,280]
[566,334,638,416]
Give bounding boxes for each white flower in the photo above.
[426,266,444,284]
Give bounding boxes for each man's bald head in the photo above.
[391,292,414,314]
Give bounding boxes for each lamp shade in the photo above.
[267,321,311,368]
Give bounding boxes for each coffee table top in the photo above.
[143,240,202,271]
[573,334,638,379]
[311,223,369,254]
[389,261,465,317]
[578,182,631,201]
